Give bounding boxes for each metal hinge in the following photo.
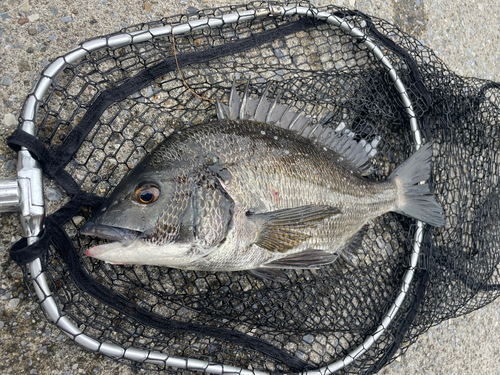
[0,148,44,238]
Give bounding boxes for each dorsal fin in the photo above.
[216,81,379,176]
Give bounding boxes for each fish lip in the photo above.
[80,221,141,245]
[86,242,122,259]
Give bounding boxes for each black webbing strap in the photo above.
[7,129,89,196]
[7,17,320,371]
[8,17,318,262]
[8,17,318,180]
[10,193,105,265]
[51,219,311,371]
[10,207,312,372]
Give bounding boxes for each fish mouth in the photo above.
[81,221,144,263]
[81,221,188,265]
[80,221,141,245]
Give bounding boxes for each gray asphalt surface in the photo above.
[0,0,499,374]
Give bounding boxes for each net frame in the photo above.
[14,3,428,374]
[7,1,490,371]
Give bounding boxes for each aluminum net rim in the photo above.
[20,3,424,374]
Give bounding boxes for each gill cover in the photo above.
[190,169,235,249]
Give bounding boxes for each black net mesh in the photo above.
[9,2,500,374]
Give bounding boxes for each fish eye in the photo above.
[134,184,160,204]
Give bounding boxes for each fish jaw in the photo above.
[80,220,141,245]
[85,238,197,267]
[85,242,132,264]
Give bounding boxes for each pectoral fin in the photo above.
[247,205,341,253]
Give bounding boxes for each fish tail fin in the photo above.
[389,143,445,227]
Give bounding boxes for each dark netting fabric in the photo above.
[7,2,500,374]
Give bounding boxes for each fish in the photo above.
[81,82,445,281]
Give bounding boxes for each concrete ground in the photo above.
[0,0,499,374]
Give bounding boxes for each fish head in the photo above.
[82,159,175,238]
[81,153,235,267]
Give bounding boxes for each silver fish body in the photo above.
[81,86,445,279]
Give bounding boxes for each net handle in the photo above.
[19,3,423,374]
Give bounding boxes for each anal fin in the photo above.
[247,205,341,253]
[338,227,367,267]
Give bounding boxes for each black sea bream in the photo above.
[81,83,445,280]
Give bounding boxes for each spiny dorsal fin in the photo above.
[216,81,379,176]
